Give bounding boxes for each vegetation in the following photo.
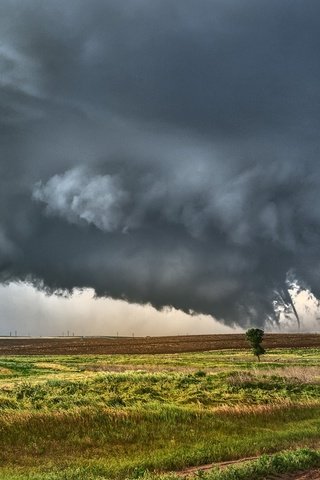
[245,329,266,361]
[143,448,320,480]
[0,348,320,479]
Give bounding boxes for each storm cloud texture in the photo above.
[1,0,320,329]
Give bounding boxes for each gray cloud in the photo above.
[1,0,320,328]
[33,168,128,232]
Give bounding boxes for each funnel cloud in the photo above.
[1,0,320,329]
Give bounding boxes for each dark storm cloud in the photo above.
[1,0,320,327]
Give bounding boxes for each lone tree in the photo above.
[245,328,265,361]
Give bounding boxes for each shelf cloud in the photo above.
[1,0,320,328]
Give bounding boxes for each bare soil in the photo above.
[0,333,319,355]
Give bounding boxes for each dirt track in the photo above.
[0,333,319,355]
[179,456,320,479]
[266,471,320,479]
[183,468,320,479]
[179,457,320,479]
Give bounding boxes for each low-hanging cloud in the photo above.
[33,168,128,232]
[1,0,320,329]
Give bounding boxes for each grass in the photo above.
[142,448,320,480]
[0,348,320,479]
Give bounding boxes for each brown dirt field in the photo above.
[0,333,319,355]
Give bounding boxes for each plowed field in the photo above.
[0,333,319,355]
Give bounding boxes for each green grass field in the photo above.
[1,348,320,479]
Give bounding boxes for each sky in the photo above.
[1,0,320,335]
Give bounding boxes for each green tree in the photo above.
[245,328,266,361]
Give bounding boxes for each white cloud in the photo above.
[0,282,241,337]
[33,168,128,232]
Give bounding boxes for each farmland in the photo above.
[0,333,320,355]
[0,336,320,479]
